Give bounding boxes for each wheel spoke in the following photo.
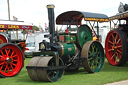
[48,71,52,76]
[10,51,15,58]
[12,59,18,62]
[108,48,114,51]
[7,49,11,56]
[91,61,95,70]
[0,65,3,70]
[116,53,120,62]
[0,57,3,61]
[114,34,117,43]
[117,39,121,43]
[11,55,17,58]
[53,71,57,78]
[115,57,117,64]
[10,63,14,71]
[88,57,93,61]
[111,34,115,40]
[88,50,91,54]
[117,53,121,60]
[4,65,8,73]
[108,40,114,45]
[117,49,122,54]
[91,44,95,52]
[0,55,3,58]
[111,53,116,60]
[5,49,8,56]
[117,45,122,48]
[7,66,10,72]
[12,63,17,67]
[97,57,100,59]
[96,48,99,53]
[90,64,93,69]
[0,50,4,56]
[95,60,99,65]
[0,62,5,66]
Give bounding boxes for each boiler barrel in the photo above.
[56,43,77,57]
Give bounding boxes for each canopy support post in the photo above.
[97,21,99,39]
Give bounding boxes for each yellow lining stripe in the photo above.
[57,42,64,57]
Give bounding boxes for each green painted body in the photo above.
[64,35,76,43]
[59,34,76,43]
[57,43,77,58]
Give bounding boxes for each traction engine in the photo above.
[26,5,109,82]
[105,3,128,66]
[0,21,32,77]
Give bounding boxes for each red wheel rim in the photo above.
[0,34,8,44]
[0,44,23,77]
[105,30,123,65]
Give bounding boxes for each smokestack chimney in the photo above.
[46,4,55,43]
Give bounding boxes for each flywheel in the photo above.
[77,25,92,48]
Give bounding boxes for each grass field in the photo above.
[0,58,128,85]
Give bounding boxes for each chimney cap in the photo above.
[46,4,55,8]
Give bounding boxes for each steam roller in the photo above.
[26,4,108,82]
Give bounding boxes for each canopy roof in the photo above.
[109,11,128,20]
[0,20,33,30]
[56,11,109,25]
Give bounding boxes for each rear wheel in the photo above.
[81,41,105,73]
[105,29,128,66]
[0,43,23,77]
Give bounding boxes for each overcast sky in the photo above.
[0,0,127,29]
